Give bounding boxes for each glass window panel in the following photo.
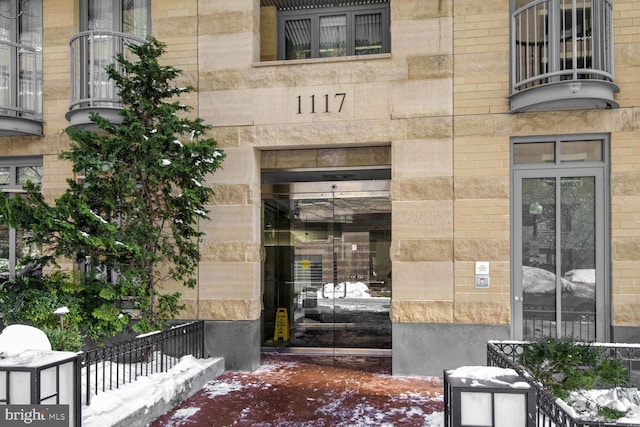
[18,0,42,117]
[0,166,9,185]
[513,1,549,89]
[88,0,113,31]
[319,15,346,58]
[513,142,555,164]
[285,19,311,60]
[355,13,382,55]
[561,140,602,162]
[123,0,149,38]
[522,177,557,339]
[17,228,40,267]
[0,1,14,111]
[560,176,596,341]
[0,225,9,276]
[460,392,492,426]
[17,165,42,185]
[560,2,593,72]
[0,0,12,41]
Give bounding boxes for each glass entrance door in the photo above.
[513,171,605,341]
[262,180,391,350]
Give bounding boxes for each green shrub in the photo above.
[42,327,84,352]
[521,336,629,399]
[521,336,630,421]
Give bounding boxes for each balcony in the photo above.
[0,40,42,136]
[509,0,618,113]
[66,31,144,130]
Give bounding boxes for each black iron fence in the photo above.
[488,340,640,427]
[80,321,206,406]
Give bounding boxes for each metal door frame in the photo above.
[512,167,608,341]
[262,179,392,355]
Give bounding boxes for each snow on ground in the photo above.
[565,388,640,424]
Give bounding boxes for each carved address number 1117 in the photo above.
[297,93,347,114]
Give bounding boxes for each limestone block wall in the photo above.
[452,0,640,333]
[609,1,640,327]
[193,0,261,322]
[196,0,457,325]
[452,1,511,326]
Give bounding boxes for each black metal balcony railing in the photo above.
[510,0,618,112]
[80,321,207,406]
[67,30,145,127]
[0,39,42,135]
[488,341,640,427]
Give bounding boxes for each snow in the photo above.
[82,355,220,427]
[320,282,373,299]
[0,324,51,356]
[565,388,640,423]
[54,306,70,315]
[4,323,640,425]
[447,366,531,390]
[90,210,109,224]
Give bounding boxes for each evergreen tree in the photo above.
[0,37,224,337]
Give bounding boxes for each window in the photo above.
[0,157,43,279]
[274,1,389,60]
[511,135,608,341]
[69,0,150,113]
[509,0,617,112]
[0,0,42,134]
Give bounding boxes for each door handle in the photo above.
[514,296,523,302]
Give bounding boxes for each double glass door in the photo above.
[262,180,391,351]
[513,170,606,341]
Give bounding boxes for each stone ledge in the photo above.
[83,357,225,427]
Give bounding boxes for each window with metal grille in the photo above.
[266,1,389,60]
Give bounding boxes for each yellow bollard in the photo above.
[273,308,290,342]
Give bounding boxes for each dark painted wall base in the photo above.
[612,326,640,344]
[204,319,261,371]
[392,323,510,377]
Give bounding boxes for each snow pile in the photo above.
[565,388,640,423]
[83,355,221,426]
[0,324,51,356]
[447,365,531,389]
[320,282,373,299]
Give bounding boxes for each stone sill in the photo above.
[254,53,391,67]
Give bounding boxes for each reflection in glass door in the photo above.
[262,181,391,350]
[515,172,604,341]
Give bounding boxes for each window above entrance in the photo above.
[260,0,390,61]
[509,0,618,113]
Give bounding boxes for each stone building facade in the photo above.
[1,0,639,376]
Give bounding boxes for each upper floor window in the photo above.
[67,0,150,127]
[509,0,617,113]
[0,156,42,280]
[0,0,42,136]
[260,0,390,61]
[82,0,149,36]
